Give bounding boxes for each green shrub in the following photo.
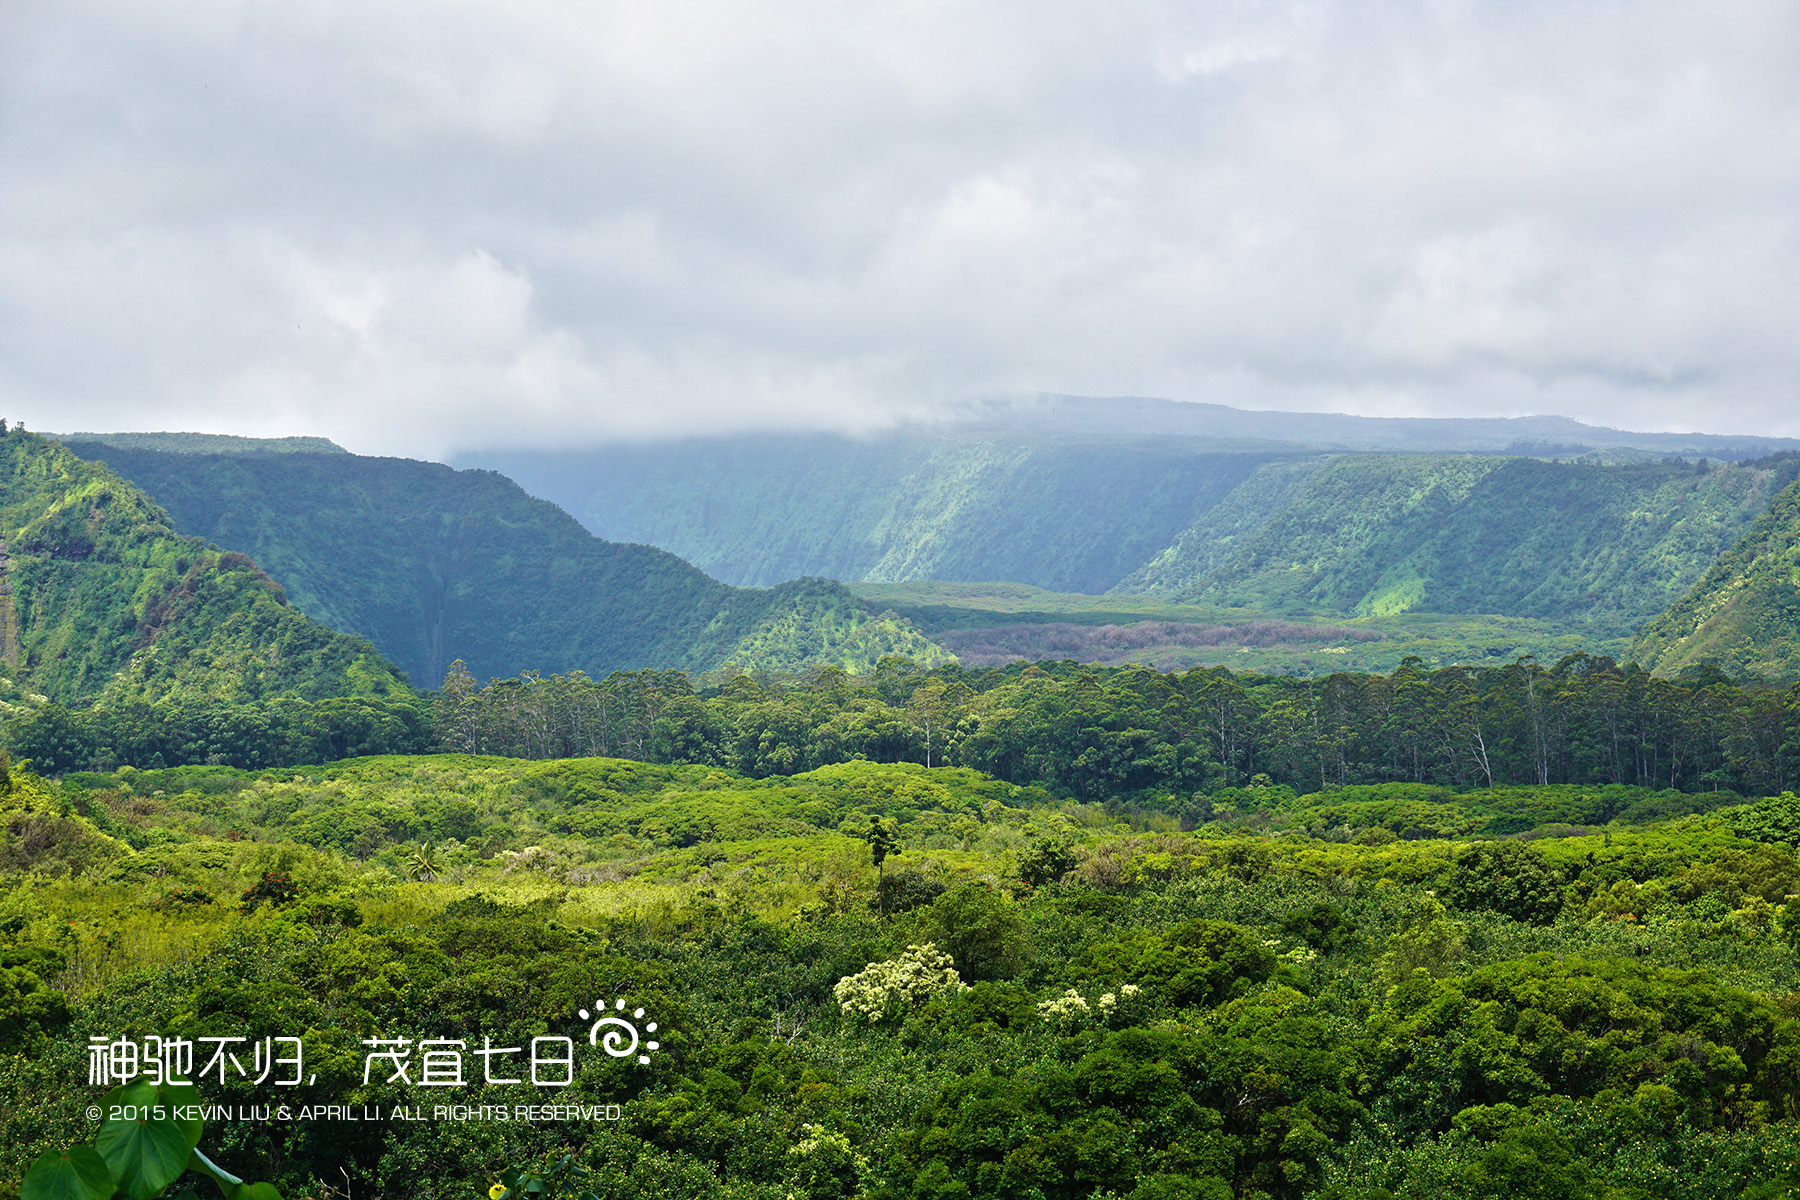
[917,883,1028,982]
[874,869,947,915]
[1439,841,1565,924]
[1462,1123,1598,1200]
[1018,840,1080,888]
[0,950,68,1050]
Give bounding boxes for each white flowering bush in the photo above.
[1037,988,1092,1031]
[1265,936,1319,965]
[1095,982,1147,1025]
[1039,983,1149,1031]
[499,845,561,877]
[833,943,967,1024]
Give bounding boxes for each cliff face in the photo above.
[0,429,407,704]
[0,538,19,669]
[464,431,1800,642]
[1633,476,1800,679]
[1173,454,1800,636]
[60,440,947,685]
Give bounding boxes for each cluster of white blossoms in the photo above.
[1037,983,1145,1031]
[832,943,968,1024]
[1265,936,1319,965]
[1096,983,1144,1017]
[1036,989,1091,1031]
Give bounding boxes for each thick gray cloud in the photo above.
[3,0,1796,456]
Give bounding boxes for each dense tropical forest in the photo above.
[8,739,1800,1199]
[10,408,1800,1198]
[14,654,1800,802]
[10,650,1800,1197]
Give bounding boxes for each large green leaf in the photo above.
[94,1083,195,1200]
[187,1148,282,1200]
[20,1145,114,1200]
[94,1082,202,1151]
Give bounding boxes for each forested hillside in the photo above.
[458,426,1798,640]
[20,652,1800,803]
[0,427,406,706]
[61,441,945,687]
[1634,475,1800,679]
[1173,453,1800,634]
[463,431,1307,593]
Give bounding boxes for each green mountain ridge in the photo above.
[459,428,1800,642]
[1632,475,1800,679]
[462,430,1303,593]
[59,441,947,687]
[1173,453,1800,635]
[0,428,407,705]
[48,420,1800,684]
[50,431,349,455]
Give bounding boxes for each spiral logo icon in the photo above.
[578,999,661,1066]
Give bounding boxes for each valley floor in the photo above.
[847,581,1631,675]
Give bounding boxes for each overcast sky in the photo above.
[3,0,1796,458]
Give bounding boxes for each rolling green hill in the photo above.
[1632,474,1800,679]
[59,440,945,687]
[0,427,407,705]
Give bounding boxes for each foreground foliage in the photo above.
[21,1079,282,1200]
[3,749,1800,1196]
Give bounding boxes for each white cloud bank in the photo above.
[1,0,1796,456]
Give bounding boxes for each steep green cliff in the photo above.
[460,428,1794,640]
[1632,473,1800,678]
[1179,454,1800,635]
[62,441,945,685]
[1109,457,1330,594]
[461,432,1302,592]
[0,429,406,704]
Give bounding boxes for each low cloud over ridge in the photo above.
[3,0,1797,456]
